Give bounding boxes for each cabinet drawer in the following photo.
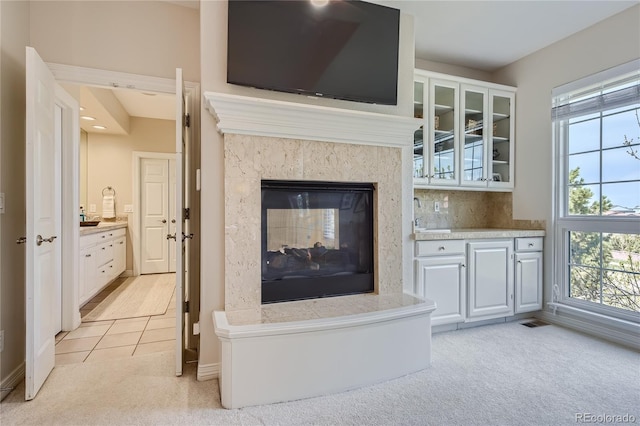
[96,241,114,266]
[515,237,543,252]
[416,240,465,256]
[80,234,99,249]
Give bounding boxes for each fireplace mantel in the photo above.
[204,92,420,147]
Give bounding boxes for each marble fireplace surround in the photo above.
[204,92,436,409]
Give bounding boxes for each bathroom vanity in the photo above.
[79,222,127,306]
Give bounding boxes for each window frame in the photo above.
[552,60,640,323]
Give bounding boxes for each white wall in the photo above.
[29,0,200,82]
[492,5,640,308]
[0,0,29,400]
[416,58,492,82]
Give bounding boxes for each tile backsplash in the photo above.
[413,189,545,230]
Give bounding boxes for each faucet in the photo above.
[413,197,421,227]
[413,197,421,208]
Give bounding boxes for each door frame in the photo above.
[56,86,81,331]
[47,63,200,333]
[133,152,176,276]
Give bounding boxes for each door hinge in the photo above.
[183,207,190,220]
[184,113,190,128]
[184,301,190,313]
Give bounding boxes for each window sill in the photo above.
[543,302,640,350]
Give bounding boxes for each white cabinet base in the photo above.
[213,299,436,409]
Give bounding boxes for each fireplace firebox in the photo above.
[261,180,374,304]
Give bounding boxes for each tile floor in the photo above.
[55,277,176,365]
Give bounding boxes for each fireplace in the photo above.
[261,180,374,303]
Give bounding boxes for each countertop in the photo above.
[79,221,128,236]
[414,228,545,241]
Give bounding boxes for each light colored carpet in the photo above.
[83,274,175,322]
[1,321,638,425]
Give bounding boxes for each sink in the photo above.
[80,221,100,227]
[414,228,451,233]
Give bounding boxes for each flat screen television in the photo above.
[227,0,400,105]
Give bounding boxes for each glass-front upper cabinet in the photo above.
[414,76,459,186]
[430,80,458,185]
[413,80,425,180]
[461,85,488,187]
[413,69,515,191]
[489,90,515,188]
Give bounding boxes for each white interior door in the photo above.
[169,159,177,273]
[175,68,186,376]
[140,158,170,274]
[25,47,61,400]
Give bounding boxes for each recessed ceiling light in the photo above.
[310,0,329,7]
[92,125,107,130]
[81,116,96,121]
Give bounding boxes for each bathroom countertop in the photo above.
[79,221,128,236]
[414,228,545,241]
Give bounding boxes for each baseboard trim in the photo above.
[538,308,640,351]
[1,362,24,401]
[197,362,219,381]
[120,270,134,278]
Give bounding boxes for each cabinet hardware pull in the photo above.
[528,243,534,247]
[85,254,91,258]
[16,236,27,244]
[461,264,466,268]
[438,246,445,251]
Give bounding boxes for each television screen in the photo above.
[227,0,400,105]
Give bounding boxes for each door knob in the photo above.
[36,235,57,246]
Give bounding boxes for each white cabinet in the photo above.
[79,227,126,306]
[415,240,466,325]
[467,240,514,321]
[414,235,542,327]
[413,69,515,191]
[515,237,543,313]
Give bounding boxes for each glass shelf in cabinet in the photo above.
[435,104,454,113]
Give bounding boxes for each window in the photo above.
[553,60,640,321]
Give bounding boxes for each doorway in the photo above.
[48,63,200,367]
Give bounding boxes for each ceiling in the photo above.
[372,0,638,71]
[80,0,637,133]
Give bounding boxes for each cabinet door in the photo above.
[467,240,514,320]
[488,90,515,189]
[515,251,543,313]
[460,85,489,187]
[429,79,459,186]
[413,78,427,181]
[79,247,96,306]
[113,236,126,277]
[416,255,466,325]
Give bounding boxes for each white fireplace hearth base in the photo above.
[212,293,436,409]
